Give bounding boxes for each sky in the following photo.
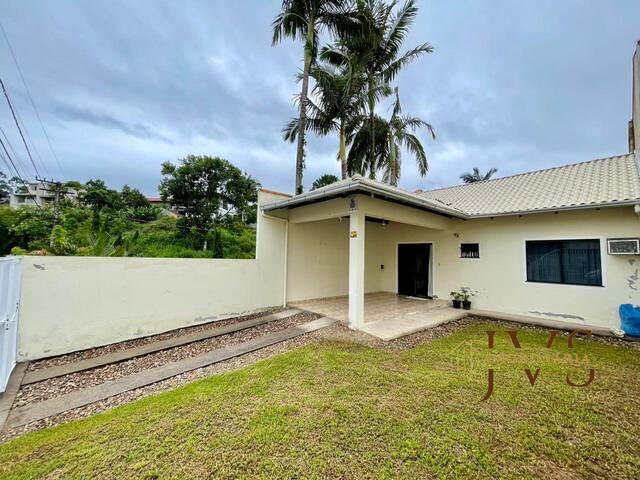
[0,0,638,196]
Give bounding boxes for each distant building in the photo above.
[146,196,164,206]
[148,196,179,218]
[9,182,78,209]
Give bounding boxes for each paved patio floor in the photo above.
[289,292,468,341]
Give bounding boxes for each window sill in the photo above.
[525,280,604,288]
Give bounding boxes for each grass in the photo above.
[1,323,639,479]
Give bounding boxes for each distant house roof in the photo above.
[419,153,640,217]
[259,188,292,198]
[263,153,640,219]
[147,197,163,203]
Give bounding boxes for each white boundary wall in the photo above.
[17,191,288,361]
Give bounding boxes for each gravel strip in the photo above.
[26,307,283,372]
[14,311,316,407]
[1,321,342,444]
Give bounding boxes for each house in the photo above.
[10,43,640,367]
[146,196,164,206]
[9,181,78,209]
[258,41,640,334]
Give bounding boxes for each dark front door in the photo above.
[398,243,430,298]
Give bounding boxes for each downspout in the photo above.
[263,213,289,307]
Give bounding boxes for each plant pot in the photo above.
[462,301,471,310]
[452,300,461,309]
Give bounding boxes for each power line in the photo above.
[0,73,41,178]
[0,134,27,184]
[15,108,51,178]
[0,133,42,209]
[0,125,31,180]
[0,21,63,178]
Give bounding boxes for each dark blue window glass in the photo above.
[526,240,602,286]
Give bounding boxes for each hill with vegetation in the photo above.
[0,156,258,259]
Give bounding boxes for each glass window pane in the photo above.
[526,239,601,286]
[460,243,479,258]
[527,241,562,283]
[562,240,602,286]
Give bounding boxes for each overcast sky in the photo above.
[0,1,638,195]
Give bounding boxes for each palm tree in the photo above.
[460,167,498,183]
[347,89,434,186]
[272,0,359,194]
[383,89,434,186]
[282,58,368,179]
[311,174,339,190]
[351,0,433,175]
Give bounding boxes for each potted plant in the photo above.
[450,291,462,309]
[459,287,476,310]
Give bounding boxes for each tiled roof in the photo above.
[419,153,640,216]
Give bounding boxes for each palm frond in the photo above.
[381,42,434,83]
[271,2,308,45]
[380,0,418,62]
[401,133,428,175]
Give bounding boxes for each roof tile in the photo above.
[419,153,640,216]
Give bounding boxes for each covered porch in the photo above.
[262,178,469,340]
[290,292,467,340]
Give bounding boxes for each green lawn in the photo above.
[2,324,639,479]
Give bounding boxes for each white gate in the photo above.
[0,257,21,393]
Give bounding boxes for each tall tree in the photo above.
[317,0,432,180]
[347,88,433,186]
[460,167,498,183]
[272,0,358,194]
[0,171,11,203]
[383,89,434,186]
[159,155,259,253]
[311,173,339,190]
[352,0,432,176]
[283,58,368,179]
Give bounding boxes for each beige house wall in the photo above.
[17,191,288,361]
[284,195,456,301]
[285,195,639,330]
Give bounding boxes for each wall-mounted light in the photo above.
[380,219,389,230]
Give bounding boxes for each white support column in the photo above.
[348,207,365,329]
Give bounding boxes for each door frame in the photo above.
[395,241,434,298]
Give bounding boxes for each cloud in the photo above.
[51,102,173,143]
[0,0,638,195]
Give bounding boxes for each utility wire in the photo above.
[0,73,41,178]
[0,134,27,183]
[15,108,51,178]
[0,21,64,178]
[0,133,42,208]
[0,124,31,179]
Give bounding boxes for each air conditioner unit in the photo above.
[607,238,640,255]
